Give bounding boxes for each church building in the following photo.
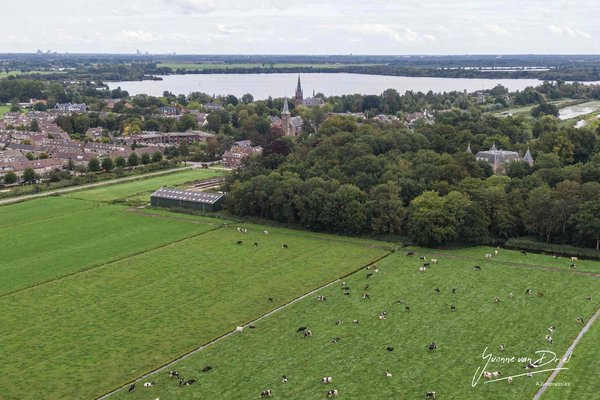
[294,76,324,107]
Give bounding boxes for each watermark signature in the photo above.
[471,347,571,387]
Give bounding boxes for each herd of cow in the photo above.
[121,233,591,399]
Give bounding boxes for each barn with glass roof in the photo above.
[150,188,225,212]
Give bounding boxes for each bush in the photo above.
[505,237,600,259]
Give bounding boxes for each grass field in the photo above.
[158,63,381,71]
[541,318,599,400]
[64,168,223,204]
[0,217,388,399]
[0,104,11,116]
[0,200,217,296]
[107,247,599,400]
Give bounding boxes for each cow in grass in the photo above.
[260,389,273,398]
[425,391,436,399]
[326,389,338,397]
[321,376,333,384]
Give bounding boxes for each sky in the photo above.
[2,0,599,54]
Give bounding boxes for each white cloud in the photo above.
[168,0,216,13]
[341,24,436,43]
[548,25,592,39]
[217,24,242,35]
[484,24,511,36]
[112,30,156,43]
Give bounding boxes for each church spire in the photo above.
[523,147,534,166]
[295,75,303,106]
[283,97,290,114]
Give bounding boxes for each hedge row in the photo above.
[505,238,600,260]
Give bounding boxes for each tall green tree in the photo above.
[127,152,139,167]
[406,191,457,246]
[573,200,600,250]
[524,186,561,242]
[101,157,114,172]
[3,171,17,184]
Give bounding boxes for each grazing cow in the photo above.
[525,362,538,370]
[335,320,342,325]
[237,227,242,233]
[331,337,340,343]
[253,242,258,247]
[179,379,196,386]
[485,253,493,259]
[396,299,405,304]
[428,342,437,351]
[507,376,513,384]
[420,256,427,261]
[343,292,351,296]
[340,281,347,286]
[473,265,481,271]
[508,293,513,299]
[353,319,360,324]
[374,268,380,273]
[378,314,386,320]
[169,371,179,379]
[483,371,493,380]
[499,344,505,352]
[366,273,374,279]
[537,292,544,297]
[321,376,333,384]
[362,293,370,300]
[492,371,502,378]
[143,382,154,387]
[452,288,457,294]
[243,229,248,234]
[548,326,556,333]
[520,250,527,255]
[281,243,288,248]
[304,330,312,338]
[525,289,533,295]
[263,230,269,235]
[236,240,243,245]
[385,370,392,378]
[450,304,456,312]
[571,256,578,261]
[587,296,593,300]
[342,287,350,291]
[202,366,213,373]
[494,250,499,256]
[405,305,410,312]
[364,284,369,290]
[527,371,533,378]
[431,259,438,264]
[297,326,307,332]
[423,263,430,268]
[425,391,436,399]
[407,251,415,256]
[326,389,338,397]
[260,389,273,398]
[268,297,274,302]
[236,326,244,333]
[577,317,585,324]
[434,288,441,294]
[545,335,553,344]
[317,295,327,302]
[494,297,500,303]
[249,325,256,329]
[386,346,394,352]
[570,263,576,269]
[281,375,288,383]
[128,383,136,392]
[419,266,427,272]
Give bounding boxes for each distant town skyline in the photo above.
[3,0,599,54]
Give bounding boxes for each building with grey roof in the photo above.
[150,188,225,212]
[475,142,527,173]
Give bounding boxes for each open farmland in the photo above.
[108,247,599,400]
[158,63,380,70]
[0,218,388,399]
[0,200,216,296]
[64,168,223,203]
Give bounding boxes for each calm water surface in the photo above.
[108,73,544,99]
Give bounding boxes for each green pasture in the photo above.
[108,247,599,400]
[417,246,599,273]
[0,196,95,229]
[542,318,599,400]
[0,104,11,115]
[0,201,216,296]
[0,222,387,399]
[64,168,223,203]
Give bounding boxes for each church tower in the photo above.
[282,97,291,136]
[295,75,303,106]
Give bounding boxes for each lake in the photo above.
[558,101,600,120]
[108,73,543,99]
